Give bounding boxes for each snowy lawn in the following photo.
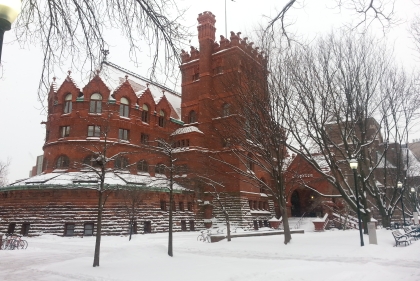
[0,228,419,281]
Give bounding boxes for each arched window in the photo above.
[114,156,129,169]
[189,110,197,123]
[120,97,129,117]
[222,103,230,117]
[63,94,72,114]
[56,155,70,169]
[83,155,101,168]
[141,104,149,123]
[158,110,165,127]
[89,93,102,113]
[137,160,149,173]
[155,163,166,174]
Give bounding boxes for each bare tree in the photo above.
[12,0,189,101]
[120,186,149,241]
[266,0,397,41]
[0,158,10,187]
[267,30,419,230]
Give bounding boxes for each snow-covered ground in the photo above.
[0,228,419,281]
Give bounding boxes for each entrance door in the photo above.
[291,191,301,217]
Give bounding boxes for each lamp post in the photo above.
[0,0,22,62]
[349,158,364,247]
[397,181,406,226]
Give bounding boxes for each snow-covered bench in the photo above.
[392,230,414,247]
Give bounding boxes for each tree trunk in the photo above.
[168,188,173,257]
[129,217,133,241]
[93,190,103,267]
[280,197,292,244]
[225,215,231,242]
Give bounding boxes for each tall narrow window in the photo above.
[56,155,70,169]
[89,93,102,113]
[84,223,94,236]
[60,126,70,138]
[141,133,149,144]
[64,223,75,236]
[87,125,100,137]
[155,163,165,174]
[189,110,197,123]
[63,94,72,114]
[141,104,149,123]
[119,129,129,141]
[120,97,129,117]
[222,103,230,117]
[137,160,149,173]
[158,110,165,127]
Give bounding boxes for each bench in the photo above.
[392,230,414,247]
[404,226,420,240]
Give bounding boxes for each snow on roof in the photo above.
[7,171,189,191]
[375,152,397,169]
[100,62,181,114]
[403,148,420,177]
[171,126,204,136]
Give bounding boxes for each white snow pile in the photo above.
[0,229,419,281]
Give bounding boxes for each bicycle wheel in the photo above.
[0,240,6,250]
[197,235,204,242]
[18,240,28,249]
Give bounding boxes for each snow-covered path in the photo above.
[0,229,419,281]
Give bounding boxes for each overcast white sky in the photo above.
[0,0,419,183]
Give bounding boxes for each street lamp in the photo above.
[397,181,406,226]
[0,0,22,62]
[349,158,364,247]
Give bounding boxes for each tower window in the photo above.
[141,104,149,123]
[60,126,70,138]
[158,110,165,127]
[63,94,72,114]
[189,110,197,123]
[56,155,70,169]
[87,125,101,137]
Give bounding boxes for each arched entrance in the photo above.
[291,190,301,217]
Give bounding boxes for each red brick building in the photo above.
[0,12,278,236]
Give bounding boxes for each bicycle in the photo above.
[1,233,28,250]
[197,230,211,243]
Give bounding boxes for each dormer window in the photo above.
[63,94,72,114]
[120,97,129,117]
[158,110,165,127]
[189,110,197,123]
[89,93,102,113]
[142,104,149,123]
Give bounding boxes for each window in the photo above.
[247,153,254,171]
[249,200,253,209]
[158,110,165,127]
[260,178,266,193]
[171,201,176,212]
[84,223,94,236]
[60,126,70,138]
[119,129,129,141]
[120,97,129,117]
[222,103,230,117]
[87,125,100,137]
[160,201,167,211]
[7,223,16,234]
[114,156,128,169]
[189,220,195,231]
[259,201,263,210]
[45,130,50,142]
[64,223,75,236]
[89,93,102,113]
[187,202,193,211]
[144,221,152,233]
[63,94,72,114]
[192,73,199,81]
[141,104,149,123]
[56,155,70,169]
[181,220,187,231]
[141,133,149,144]
[223,138,231,147]
[155,163,165,175]
[83,155,100,168]
[179,202,184,211]
[137,160,148,173]
[189,110,197,123]
[213,66,223,75]
[21,223,30,236]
